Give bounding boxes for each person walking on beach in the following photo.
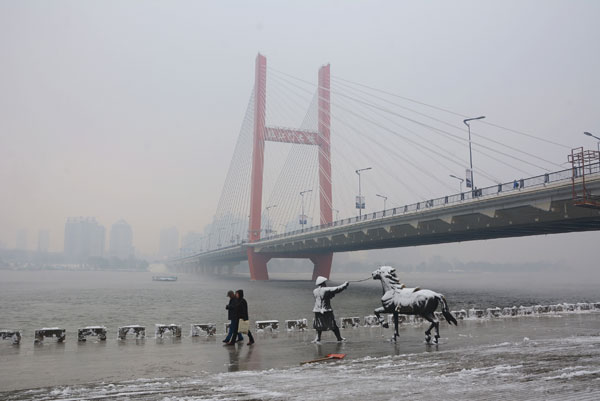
[312,276,349,343]
[228,289,255,345]
[223,290,243,344]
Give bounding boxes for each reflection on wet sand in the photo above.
[33,341,66,352]
[155,337,182,345]
[117,338,145,347]
[226,343,257,372]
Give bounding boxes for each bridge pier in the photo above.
[248,249,333,281]
[248,250,270,280]
[309,253,333,281]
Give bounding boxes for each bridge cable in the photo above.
[324,88,533,181]
[269,73,438,199]
[328,87,559,173]
[268,68,566,175]
[331,79,563,170]
[285,76,438,203]
[330,75,572,149]
[264,81,320,234]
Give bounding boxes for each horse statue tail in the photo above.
[438,295,458,326]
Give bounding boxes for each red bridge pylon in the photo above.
[247,53,333,280]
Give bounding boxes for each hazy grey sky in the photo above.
[1,1,599,264]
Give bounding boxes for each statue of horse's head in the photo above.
[372,265,400,283]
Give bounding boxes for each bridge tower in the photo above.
[247,53,333,280]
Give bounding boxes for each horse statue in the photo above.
[372,266,457,343]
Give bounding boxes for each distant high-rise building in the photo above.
[109,219,134,259]
[16,229,27,250]
[159,227,179,259]
[64,217,105,261]
[37,230,50,253]
[181,231,203,256]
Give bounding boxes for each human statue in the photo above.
[312,276,349,343]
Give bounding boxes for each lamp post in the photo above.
[449,174,464,193]
[463,116,485,191]
[332,208,340,221]
[216,227,224,248]
[300,189,312,232]
[355,167,372,217]
[230,223,236,244]
[264,204,277,236]
[584,131,600,153]
[376,194,387,211]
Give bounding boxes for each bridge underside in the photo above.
[168,249,332,280]
[256,198,600,254]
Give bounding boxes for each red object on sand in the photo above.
[300,353,346,365]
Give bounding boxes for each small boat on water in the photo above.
[152,276,177,282]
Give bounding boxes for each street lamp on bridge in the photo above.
[216,227,224,248]
[463,116,486,191]
[449,174,465,193]
[198,235,205,252]
[332,208,340,221]
[584,131,600,153]
[264,204,277,236]
[376,193,388,211]
[230,223,237,244]
[299,189,312,232]
[355,167,372,217]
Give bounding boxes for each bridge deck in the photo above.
[168,169,600,271]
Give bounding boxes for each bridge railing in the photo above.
[264,163,600,241]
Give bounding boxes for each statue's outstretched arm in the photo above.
[324,282,349,295]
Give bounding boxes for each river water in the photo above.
[0,269,599,400]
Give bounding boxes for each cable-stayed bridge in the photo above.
[168,54,600,280]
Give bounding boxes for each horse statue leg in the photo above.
[434,320,440,344]
[374,307,389,328]
[393,310,399,342]
[422,313,437,344]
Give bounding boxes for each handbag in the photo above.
[238,319,250,334]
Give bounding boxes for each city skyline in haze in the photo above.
[1,1,598,270]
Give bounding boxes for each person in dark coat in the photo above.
[312,276,349,343]
[223,290,243,343]
[228,289,255,345]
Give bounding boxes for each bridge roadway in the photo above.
[168,168,600,274]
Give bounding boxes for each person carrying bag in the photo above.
[223,290,243,343]
[238,318,250,334]
[231,289,255,345]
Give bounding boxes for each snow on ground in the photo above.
[3,334,599,401]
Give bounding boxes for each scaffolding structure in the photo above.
[569,147,600,209]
